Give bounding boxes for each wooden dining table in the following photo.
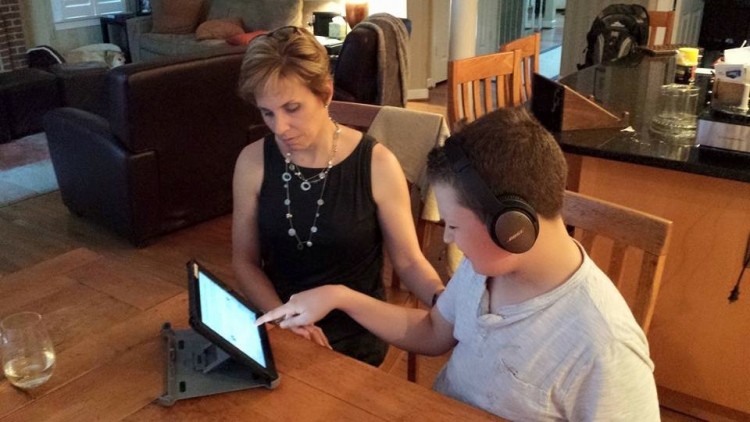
[0,248,499,421]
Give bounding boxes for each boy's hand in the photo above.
[256,285,343,329]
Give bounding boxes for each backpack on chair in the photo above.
[578,3,649,70]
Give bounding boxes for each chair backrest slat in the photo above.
[579,230,597,253]
[448,50,522,131]
[608,242,628,287]
[633,252,664,326]
[499,32,540,103]
[647,10,675,46]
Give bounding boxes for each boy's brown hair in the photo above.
[426,107,567,221]
[237,26,331,106]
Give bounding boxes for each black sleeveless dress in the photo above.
[258,133,387,365]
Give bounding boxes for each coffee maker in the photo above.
[696,76,750,153]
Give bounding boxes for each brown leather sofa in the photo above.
[43,52,268,245]
[0,68,60,143]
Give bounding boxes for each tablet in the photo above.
[187,260,278,383]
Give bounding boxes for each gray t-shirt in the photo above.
[434,248,660,421]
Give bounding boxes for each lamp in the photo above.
[344,1,368,29]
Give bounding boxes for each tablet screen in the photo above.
[187,260,276,381]
[197,271,267,368]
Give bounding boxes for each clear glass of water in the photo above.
[1,312,56,389]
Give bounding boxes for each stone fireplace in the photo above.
[0,0,27,72]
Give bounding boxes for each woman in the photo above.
[232,26,443,366]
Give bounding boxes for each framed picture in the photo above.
[137,0,151,15]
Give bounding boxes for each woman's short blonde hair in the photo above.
[238,26,332,106]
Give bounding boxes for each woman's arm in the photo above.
[370,143,445,305]
[232,141,330,347]
[231,141,286,312]
[257,285,457,355]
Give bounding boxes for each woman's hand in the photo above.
[256,285,344,329]
[288,324,331,349]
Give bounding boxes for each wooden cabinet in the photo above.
[567,154,750,419]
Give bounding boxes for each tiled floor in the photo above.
[539,12,565,78]
[539,11,565,52]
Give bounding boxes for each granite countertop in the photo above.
[555,54,750,184]
[556,127,750,184]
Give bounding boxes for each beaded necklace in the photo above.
[281,120,340,250]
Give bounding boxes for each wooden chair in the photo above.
[499,32,541,103]
[447,50,522,131]
[647,10,675,46]
[561,191,673,333]
[328,100,381,131]
[328,100,449,382]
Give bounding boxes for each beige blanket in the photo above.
[368,105,463,274]
[367,106,448,202]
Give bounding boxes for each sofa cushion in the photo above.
[226,30,267,46]
[195,17,244,40]
[151,0,207,34]
[140,33,245,58]
[208,0,302,31]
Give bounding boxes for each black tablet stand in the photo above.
[158,322,280,406]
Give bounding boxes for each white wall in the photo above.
[369,0,407,18]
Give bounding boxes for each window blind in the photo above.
[51,0,127,23]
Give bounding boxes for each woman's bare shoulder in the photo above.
[370,140,401,171]
[237,137,266,168]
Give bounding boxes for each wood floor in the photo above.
[406,82,449,119]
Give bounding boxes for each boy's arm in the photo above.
[256,285,457,356]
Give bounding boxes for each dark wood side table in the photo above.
[100,13,135,63]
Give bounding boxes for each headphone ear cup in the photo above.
[442,138,539,253]
[489,196,539,254]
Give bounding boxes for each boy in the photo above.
[257,107,660,420]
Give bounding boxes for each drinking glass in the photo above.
[1,312,56,389]
[649,83,699,146]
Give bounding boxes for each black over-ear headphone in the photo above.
[442,136,539,254]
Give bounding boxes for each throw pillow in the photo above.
[195,18,244,40]
[151,0,207,34]
[226,31,268,46]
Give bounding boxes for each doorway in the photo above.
[475,0,564,79]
